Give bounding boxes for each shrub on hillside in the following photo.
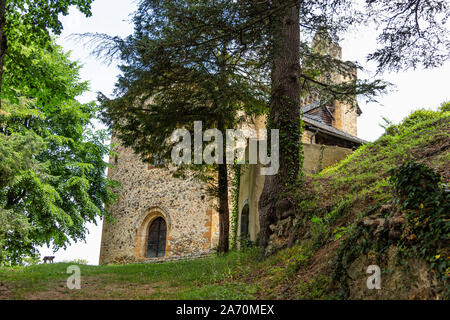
[391,161,449,298]
[380,105,448,138]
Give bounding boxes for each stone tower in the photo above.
[310,30,360,136]
[235,32,364,246]
[99,135,220,264]
[99,31,362,264]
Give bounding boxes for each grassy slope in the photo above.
[0,251,259,299]
[293,106,450,299]
[0,107,448,300]
[277,106,449,299]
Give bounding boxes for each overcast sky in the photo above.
[38,0,450,265]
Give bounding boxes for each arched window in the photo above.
[240,203,250,240]
[146,217,167,258]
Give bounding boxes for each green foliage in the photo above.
[6,0,93,36]
[96,0,269,166]
[295,105,450,299]
[331,161,449,299]
[0,249,260,299]
[400,109,442,130]
[310,215,327,247]
[275,98,304,186]
[276,244,313,278]
[176,282,256,300]
[391,161,449,297]
[230,163,242,249]
[332,220,390,299]
[0,39,118,266]
[390,161,443,209]
[440,101,450,113]
[320,106,449,206]
[380,108,444,137]
[63,259,88,265]
[0,0,95,109]
[303,192,353,249]
[366,0,450,72]
[94,0,272,253]
[296,275,333,300]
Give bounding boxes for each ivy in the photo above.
[391,161,450,298]
[230,163,242,249]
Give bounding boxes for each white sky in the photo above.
[38,0,138,265]
[38,0,450,265]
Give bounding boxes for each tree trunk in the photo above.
[215,49,231,254]
[0,0,7,109]
[217,161,230,253]
[258,3,301,251]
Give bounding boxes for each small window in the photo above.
[240,204,250,241]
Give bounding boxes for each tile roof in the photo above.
[302,100,324,113]
[303,114,367,145]
[302,99,362,116]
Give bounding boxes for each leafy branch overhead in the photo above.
[0,32,117,265]
[0,0,94,108]
[366,0,450,72]
[83,0,450,256]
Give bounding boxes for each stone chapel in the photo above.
[99,32,366,264]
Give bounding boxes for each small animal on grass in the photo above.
[43,256,55,263]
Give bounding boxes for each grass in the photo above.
[0,243,320,300]
[300,107,450,243]
[288,105,450,299]
[0,250,261,299]
[1,105,448,300]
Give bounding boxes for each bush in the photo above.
[439,101,450,112]
[63,259,88,265]
[400,109,440,130]
[391,161,449,298]
[390,161,442,210]
[380,107,446,139]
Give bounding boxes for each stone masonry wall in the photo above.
[332,68,358,137]
[237,143,354,244]
[99,135,220,265]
